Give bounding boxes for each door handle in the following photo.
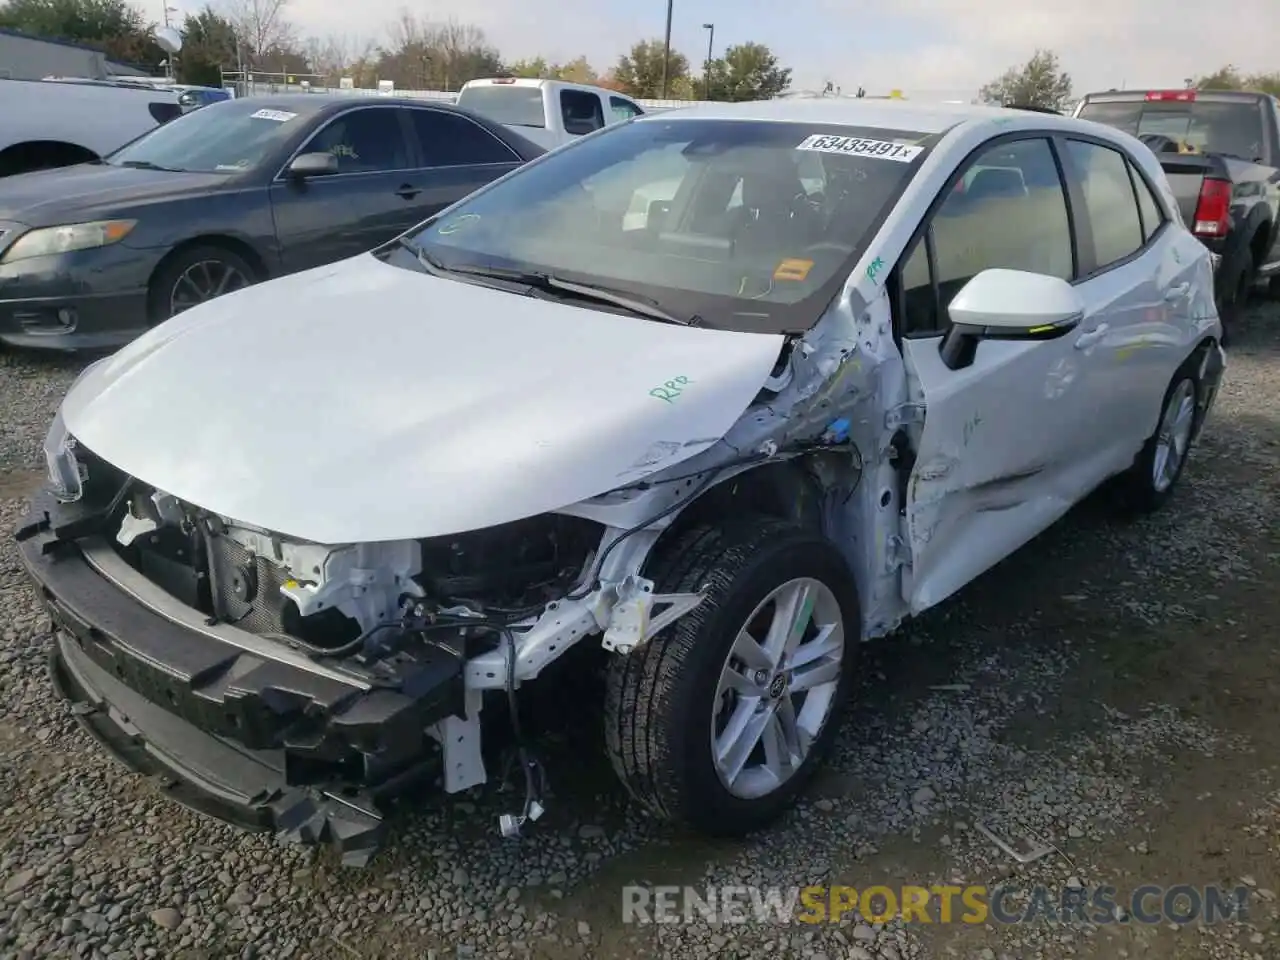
[1074,323,1109,350]
[1164,282,1190,301]
[395,184,421,199]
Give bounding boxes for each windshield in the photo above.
[107,100,308,173]
[1078,99,1266,161]
[405,118,931,333]
[456,85,546,128]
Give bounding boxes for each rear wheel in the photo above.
[1115,366,1201,515]
[148,245,256,324]
[604,518,859,836]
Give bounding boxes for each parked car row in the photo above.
[0,94,545,348]
[14,92,1226,866]
[0,76,659,349]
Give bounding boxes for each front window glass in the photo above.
[405,118,933,333]
[902,137,1073,337]
[108,100,310,173]
[1066,139,1144,268]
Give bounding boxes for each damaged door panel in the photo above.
[899,332,1100,614]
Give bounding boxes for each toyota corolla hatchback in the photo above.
[17,99,1224,866]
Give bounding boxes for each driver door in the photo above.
[269,105,416,273]
[896,135,1104,613]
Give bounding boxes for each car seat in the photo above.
[730,166,819,258]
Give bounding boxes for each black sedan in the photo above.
[0,95,544,350]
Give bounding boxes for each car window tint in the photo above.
[303,108,409,173]
[1128,160,1165,242]
[1066,139,1144,268]
[408,110,518,166]
[561,90,604,135]
[609,96,642,122]
[922,137,1072,330]
[900,238,938,335]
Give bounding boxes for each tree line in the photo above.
[0,0,792,100]
[980,49,1280,112]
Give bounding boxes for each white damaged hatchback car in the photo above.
[17,99,1225,865]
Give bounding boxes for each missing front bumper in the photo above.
[48,630,389,866]
[17,498,468,866]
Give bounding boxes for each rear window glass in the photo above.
[1078,99,1266,161]
[456,85,546,128]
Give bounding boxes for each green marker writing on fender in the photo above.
[650,376,693,402]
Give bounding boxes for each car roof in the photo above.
[214,94,546,159]
[228,95,503,117]
[637,98,1079,136]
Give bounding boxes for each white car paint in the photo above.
[0,78,180,166]
[768,99,1220,615]
[38,98,1224,807]
[60,254,785,544]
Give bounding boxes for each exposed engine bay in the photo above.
[113,475,604,661]
[23,434,728,859]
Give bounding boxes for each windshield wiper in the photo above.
[406,242,701,326]
[116,160,180,172]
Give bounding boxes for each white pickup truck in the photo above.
[0,78,182,177]
[455,78,647,150]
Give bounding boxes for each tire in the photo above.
[604,518,860,836]
[147,244,257,325]
[1115,363,1201,515]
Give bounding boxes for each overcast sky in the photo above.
[224,0,1277,98]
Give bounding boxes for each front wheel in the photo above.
[148,245,256,324]
[604,518,859,836]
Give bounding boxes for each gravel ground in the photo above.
[2,299,1279,960]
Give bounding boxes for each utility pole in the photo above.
[660,0,673,98]
[702,23,714,100]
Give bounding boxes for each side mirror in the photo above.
[287,151,339,179]
[939,268,1084,371]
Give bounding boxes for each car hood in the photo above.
[62,254,785,544]
[0,163,235,225]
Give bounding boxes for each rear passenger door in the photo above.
[896,135,1106,612]
[269,105,417,272]
[1058,136,1200,468]
[403,108,524,223]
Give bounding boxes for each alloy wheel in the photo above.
[169,259,250,317]
[710,577,846,800]
[1152,379,1196,493]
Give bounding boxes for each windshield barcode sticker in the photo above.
[250,109,297,122]
[796,135,922,162]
